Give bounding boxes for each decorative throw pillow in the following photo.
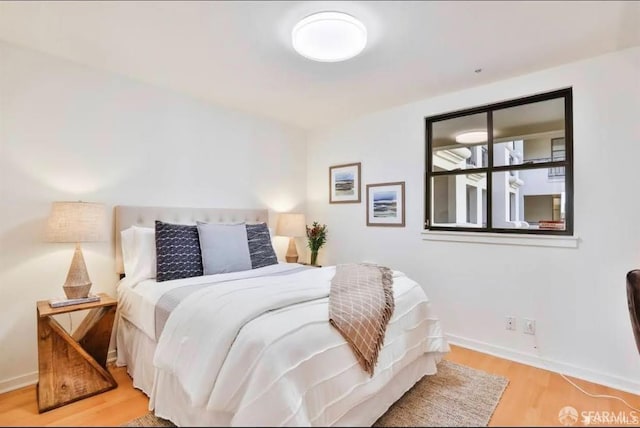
[246,223,278,269]
[197,222,252,275]
[155,220,203,282]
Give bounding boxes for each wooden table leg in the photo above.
[73,306,116,368]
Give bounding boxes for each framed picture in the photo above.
[329,162,361,203]
[366,181,405,227]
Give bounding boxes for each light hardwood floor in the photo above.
[0,345,638,427]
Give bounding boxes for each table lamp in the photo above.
[46,201,107,299]
[276,213,306,263]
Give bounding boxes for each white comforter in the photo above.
[151,265,448,426]
[118,263,302,341]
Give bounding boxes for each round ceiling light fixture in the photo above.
[292,11,367,62]
[455,130,488,144]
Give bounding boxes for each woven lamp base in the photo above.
[285,237,299,263]
[62,243,93,299]
[63,283,92,299]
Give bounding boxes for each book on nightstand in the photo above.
[48,294,101,308]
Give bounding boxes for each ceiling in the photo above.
[0,1,638,130]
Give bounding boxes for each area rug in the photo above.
[122,360,508,427]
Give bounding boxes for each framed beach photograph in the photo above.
[329,162,361,203]
[366,181,405,227]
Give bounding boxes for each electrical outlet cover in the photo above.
[505,316,516,331]
[524,318,536,335]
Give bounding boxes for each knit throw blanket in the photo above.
[329,263,395,376]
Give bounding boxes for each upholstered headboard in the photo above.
[114,205,269,274]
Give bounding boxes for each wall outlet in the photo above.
[505,316,516,331]
[524,318,536,335]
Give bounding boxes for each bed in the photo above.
[113,205,449,426]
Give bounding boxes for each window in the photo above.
[425,88,573,235]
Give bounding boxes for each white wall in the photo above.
[0,42,307,390]
[306,47,640,393]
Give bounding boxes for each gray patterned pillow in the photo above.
[155,220,203,282]
[246,223,278,269]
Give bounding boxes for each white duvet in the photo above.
[117,263,304,341]
[150,265,449,426]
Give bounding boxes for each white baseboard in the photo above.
[0,349,118,395]
[447,334,640,395]
[0,371,38,395]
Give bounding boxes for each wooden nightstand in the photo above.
[36,292,117,413]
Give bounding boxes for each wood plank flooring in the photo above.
[0,345,637,426]
[447,346,639,426]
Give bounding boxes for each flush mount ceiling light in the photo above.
[455,131,488,144]
[292,11,367,62]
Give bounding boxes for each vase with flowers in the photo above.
[306,221,328,266]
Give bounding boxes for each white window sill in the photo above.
[421,230,579,248]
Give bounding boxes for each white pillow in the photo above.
[120,226,156,283]
[120,227,135,277]
[133,225,156,280]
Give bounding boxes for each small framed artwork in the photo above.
[329,162,361,204]
[366,181,405,227]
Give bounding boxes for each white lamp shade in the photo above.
[276,213,306,237]
[46,201,107,243]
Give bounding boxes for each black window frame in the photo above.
[424,88,574,236]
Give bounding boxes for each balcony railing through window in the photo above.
[524,157,566,178]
